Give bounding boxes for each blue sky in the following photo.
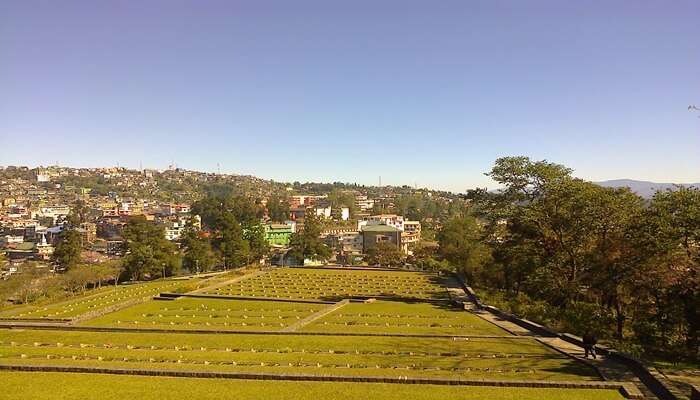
[1,0,699,192]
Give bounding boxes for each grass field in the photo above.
[206,267,451,300]
[301,300,509,336]
[0,328,597,381]
[0,372,626,400]
[0,280,186,321]
[81,298,327,331]
[0,266,614,398]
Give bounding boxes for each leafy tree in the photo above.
[92,260,124,287]
[365,242,404,267]
[66,199,89,226]
[633,188,700,351]
[218,213,250,268]
[62,265,98,293]
[244,222,269,263]
[52,229,82,270]
[474,156,700,359]
[289,212,331,264]
[267,194,290,222]
[436,214,491,282]
[327,189,357,219]
[122,216,180,280]
[181,221,217,273]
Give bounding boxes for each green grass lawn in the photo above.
[0,328,598,381]
[0,280,187,321]
[301,300,509,336]
[0,372,625,400]
[206,267,451,301]
[81,298,328,331]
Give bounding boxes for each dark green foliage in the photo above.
[217,213,250,268]
[181,219,216,273]
[244,222,269,262]
[436,215,490,281]
[266,194,290,222]
[289,213,331,264]
[122,216,180,280]
[52,229,82,270]
[191,195,269,268]
[365,242,404,267]
[474,156,700,359]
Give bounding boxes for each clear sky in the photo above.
[1,0,699,192]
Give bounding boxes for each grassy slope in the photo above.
[0,372,625,400]
[81,298,328,331]
[207,268,450,300]
[301,300,509,336]
[0,329,597,381]
[0,280,185,320]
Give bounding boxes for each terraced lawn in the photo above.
[301,300,509,336]
[81,298,329,331]
[0,266,617,398]
[0,280,187,321]
[206,267,451,301]
[0,372,626,400]
[0,329,598,381]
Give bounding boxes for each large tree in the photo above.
[266,194,290,222]
[289,212,331,264]
[181,220,217,273]
[365,242,404,267]
[122,217,180,280]
[244,222,269,263]
[217,213,250,268]
[52,229,82,270]
[475,156,699,358]
[436,215,490,282]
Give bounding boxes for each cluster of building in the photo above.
[1,165,424,275]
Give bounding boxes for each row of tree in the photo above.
[0,260,122,305]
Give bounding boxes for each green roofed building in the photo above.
[264,223,295,247]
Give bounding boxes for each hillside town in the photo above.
[0,165,466,278]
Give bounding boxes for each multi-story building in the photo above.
[358,214,404,232]
[355,195,375,212]
[361,224,401,253]
[401,220,422,254]
[79,222,97,244]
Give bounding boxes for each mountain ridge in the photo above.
[595,179,700,198]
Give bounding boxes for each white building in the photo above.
[315,206,332,219]
[355,195,375,211]
[340,207,350,221]
[358,214,404,231]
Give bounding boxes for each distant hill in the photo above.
[595,179,700,198]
